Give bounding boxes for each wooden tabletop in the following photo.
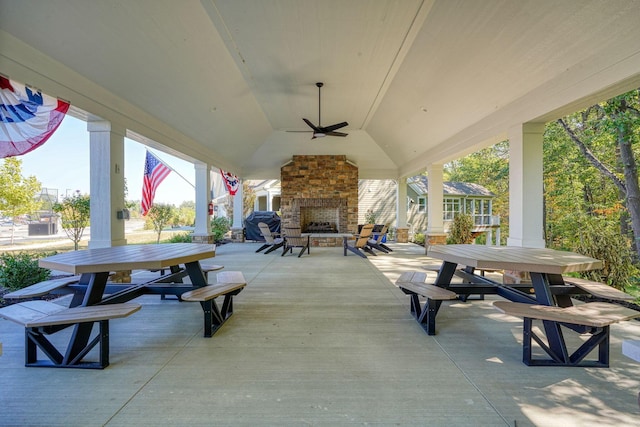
[39,243,216,274]
[427,244,602,275]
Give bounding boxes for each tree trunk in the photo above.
[617,125,640,261]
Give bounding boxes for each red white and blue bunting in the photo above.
[220,169,239,196]
[0,76,70,158]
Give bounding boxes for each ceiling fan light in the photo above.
[314,133,326,138]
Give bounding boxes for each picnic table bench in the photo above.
[0,300,140,369]
[561,276,635,301]
[494,301,640,367]
[181,271,246,337]
[395,271,457,335]
[3,276,81,299]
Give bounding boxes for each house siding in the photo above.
[358,179,397,226]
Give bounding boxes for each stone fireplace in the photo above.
[296,198,346,233]
[281,155,358,242]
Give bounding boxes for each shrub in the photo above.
[211,217,231,243]
[412,232,425,245]
[0,252,52,291]
[572,217,638,291]
[166,232,193,243]
[447,213,474,244]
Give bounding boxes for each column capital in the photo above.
[86,120,125,136]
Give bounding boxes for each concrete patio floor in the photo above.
[1,242,639,426]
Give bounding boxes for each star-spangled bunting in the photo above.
[141,151,172,216]
[0,75,70,158]
[220,169,239,195]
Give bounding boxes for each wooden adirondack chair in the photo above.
[368,225,393,253]
[344,224,376,258]
[256,222,285,254]
[281,225,310,257]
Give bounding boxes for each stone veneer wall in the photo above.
[280,155,358,233]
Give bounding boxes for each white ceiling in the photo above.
[1,0,640,179]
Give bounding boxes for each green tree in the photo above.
[556,89,640,261]
[172,200,196,227]
[0,158,42,244]
[147,204,175,243]
[53,192,91,250]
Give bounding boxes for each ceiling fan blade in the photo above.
[302,118,321,132]
[320,121,348,133]
[326,131,348,137]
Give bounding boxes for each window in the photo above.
[257,196,267,211]
[272,196,281,212]
[465,199,492,225]
[417,197,426,213]
[443,198,461,220]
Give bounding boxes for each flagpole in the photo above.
[147,149,195,189]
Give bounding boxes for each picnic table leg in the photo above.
[529,272,572,362]
[434,261,457,287]
[417,299,442,335]
[184,261,208,287]
[201,299,225,338]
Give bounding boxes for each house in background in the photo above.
[406,176,500,244]
[251,180,281,212]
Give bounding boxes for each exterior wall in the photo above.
[357,179,397,226]
[280,155,358,233]
[406,185,428,234]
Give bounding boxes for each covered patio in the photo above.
[1,242,639,426]
[2,1,640,248]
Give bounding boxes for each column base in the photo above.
[425,233,447,254]
[230,227,244,243]
[396,228,409,243]
[191,234,215,244]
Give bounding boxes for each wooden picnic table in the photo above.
[30,243,216,367]
[424,244,626,366]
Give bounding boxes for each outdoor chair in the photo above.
[367,225,393,253]
[281,225,310,257]
[344,224,376,258]
[256,222,285,254]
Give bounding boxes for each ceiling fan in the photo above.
[294,82,348,139]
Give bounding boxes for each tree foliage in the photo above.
[146,204,175,243]
[552,89,640,263]
[52,192,91,250]
[447,213,474,244]
[0,158,42,244]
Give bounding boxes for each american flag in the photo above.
[141,150,171,216]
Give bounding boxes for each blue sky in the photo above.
[16,115,197,205]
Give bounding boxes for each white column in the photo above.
[232,179,244,229]
[396,177,408,228]
[193,162,212,239]
[426,164,445,234]
[87,120,126,248]
[507,122,545,248]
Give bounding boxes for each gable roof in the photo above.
[2,2,639,180]
[408,176,494,197]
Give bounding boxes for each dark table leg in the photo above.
[184,261,208,287]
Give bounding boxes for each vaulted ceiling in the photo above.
[2,0,639,179]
